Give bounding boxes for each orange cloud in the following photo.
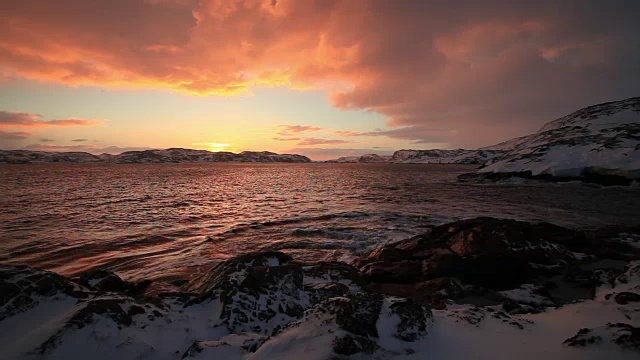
[0,1,638,147]
[0,111,101,128]
[296,138,350,146]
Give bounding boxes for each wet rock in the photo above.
[366,277,473,309]
[361,260,423,283]
[305,282,350,305]
[78,269,129,292]
[302,262,367,287]
[354,218,605,307]
[186,251,293,295]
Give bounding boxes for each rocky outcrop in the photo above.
[353,217,640,309]
[0,265,89,321]
[185,251,307,335]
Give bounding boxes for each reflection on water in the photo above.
[1,163,638,281]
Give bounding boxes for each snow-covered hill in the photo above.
[392,149,505,164]
[480,97,640,180]
[0,148,311,164]
[326,150,504,164]
[326,154,392,163]
[0,150,102,164]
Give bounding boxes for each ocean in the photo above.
[1,163,639,282]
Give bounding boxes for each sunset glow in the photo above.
[1,0,639,159]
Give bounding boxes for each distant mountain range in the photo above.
[2,97,637,182]
[0,148,311,164]
[326,149,506,164]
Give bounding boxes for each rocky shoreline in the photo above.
[457,170,637,187]
[2,217,640,359]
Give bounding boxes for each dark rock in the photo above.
[564,323,640,352]
[333,334,378,355]
[361,260,423,283]
[78,269,129,293]
[367,247,411,262]
[609,323,640,352]
[0,266,89,321]
[186,251,293,295]
[182,333,269,358]
[67,299,134,328]
[336,293,384,338]
[389,298,432,341]
[305,282,350,305]
[502,300,542,315]
[614,292,640,305]
[355,218,591,303]
[302,262,367,287]
[171,279,189,287]
[186,251,306,335]
[129,279,153,296]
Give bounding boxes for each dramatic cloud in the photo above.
[333,126,451,144]
[39,138,55,142]
[0,111,101,128]
[296,138,350,146]
[1,1,639,146]
[0,130,31,140]
[72,139,89,142]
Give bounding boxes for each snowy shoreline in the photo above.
[1,217,639,359]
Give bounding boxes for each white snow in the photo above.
[481,97,640,179]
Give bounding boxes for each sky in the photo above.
[0,0,639,160]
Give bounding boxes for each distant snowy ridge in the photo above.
[391,149,505,164]
[326,149,505,164]
[0,148,311,164]
[480,96,640,179]
[326,154,392,163]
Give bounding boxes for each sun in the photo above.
[192,142,231,152]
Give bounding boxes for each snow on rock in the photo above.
[251,293,432,359]
[182,333,269,358]
[498,284,555,307]
[480,134,536,152]
[326,154,392,163]
[326,149,504,164]
[480,96,640,181]
[2,221,640,359]
[392,149,505,164]
[0,150,102,164]
[185,251,308,335]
